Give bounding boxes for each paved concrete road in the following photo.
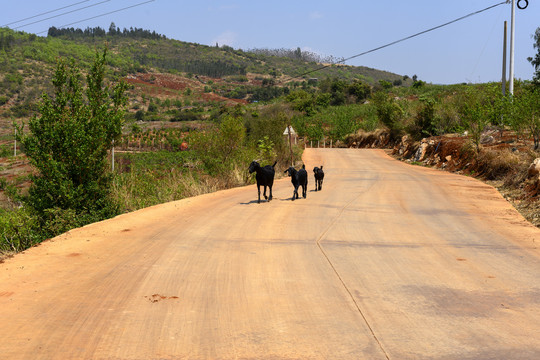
[1,149,539,359]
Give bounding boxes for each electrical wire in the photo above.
[36,0,155,35]
[12,0,111,30]
[468,3,506,82]
[282,1,508,84]
[2,0,92,27]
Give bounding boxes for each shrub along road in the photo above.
[0,149,539,359]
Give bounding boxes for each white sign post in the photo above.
[283,126,296,166]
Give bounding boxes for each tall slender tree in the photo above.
[528,27,540,85]
[17,49,127,225]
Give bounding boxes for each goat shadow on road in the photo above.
[239,199,274,205]
[278,197,308,202]
[239,197,310,205]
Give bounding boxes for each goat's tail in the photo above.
[320,165,323,170]
[272,160,277,168]
[302,164,305,169]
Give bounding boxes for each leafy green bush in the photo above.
[0,208,42,252]
[134,109,145,120]
[348,81,371,102]
[243,104,289,153]
[0,144,12,157]
[189,115,249,176]
[16,48,126,228]
[407,97,438,140]
[502,85,540,149]
[111,150,191,211]
[257,136,277,165]
[357,103,380,132]
[147,101,158,113]
[171,110,200,122]
[292,115,323,141]
[434,99,463,134]
[457,86,500,151]
[372,91,404,140]
[250,86,285,102]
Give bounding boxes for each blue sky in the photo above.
[3,0,539,84]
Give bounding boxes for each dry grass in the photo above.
[490,179,540,227]
[475,148,532,184]
[111,164,250,213]
[344,129,392,148]
[0,250,15,263]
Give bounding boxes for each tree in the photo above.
[459,87,494,151]
[294,47,302,60]
[372,91,404,141]
[412,97,437,139]
[108,22,117,35]
[348,81,371,102]
[378,80,393,90]
[504,86,540,149]
[17,49,127,227]
[528,27,540,85]
[189,115,247,176]
[319,77,348,105]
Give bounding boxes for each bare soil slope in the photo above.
[0,149,539,359]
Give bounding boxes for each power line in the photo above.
[468,3,506,82]
[13,0,111,30]
[2,0,92,27]
[36,0,155,35]
[282,1,508,83]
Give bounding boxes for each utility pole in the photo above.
[507,0,528,94]
[509,0,515,95]
[502,21,507,95]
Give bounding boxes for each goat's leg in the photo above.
[263,185,268,200]
[268,185,273,201]
[303,184,307,198]
[319,179,323,191]
[315,180,318,191]
[257,184,261,204]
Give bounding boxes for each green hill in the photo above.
[0,25,410,128]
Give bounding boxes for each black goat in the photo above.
[248,160,277,203]
[284,165,308,200]
[313,166,324,191]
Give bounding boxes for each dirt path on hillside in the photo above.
[0,149,539,359]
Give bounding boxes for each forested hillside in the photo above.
[0,25,409,125]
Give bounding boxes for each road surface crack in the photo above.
[315,191,391,360]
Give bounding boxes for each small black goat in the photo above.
[284,164,308,200]
[313,166,324,191]
[248,160,277,203]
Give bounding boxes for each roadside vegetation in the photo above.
[1,24,539,258]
